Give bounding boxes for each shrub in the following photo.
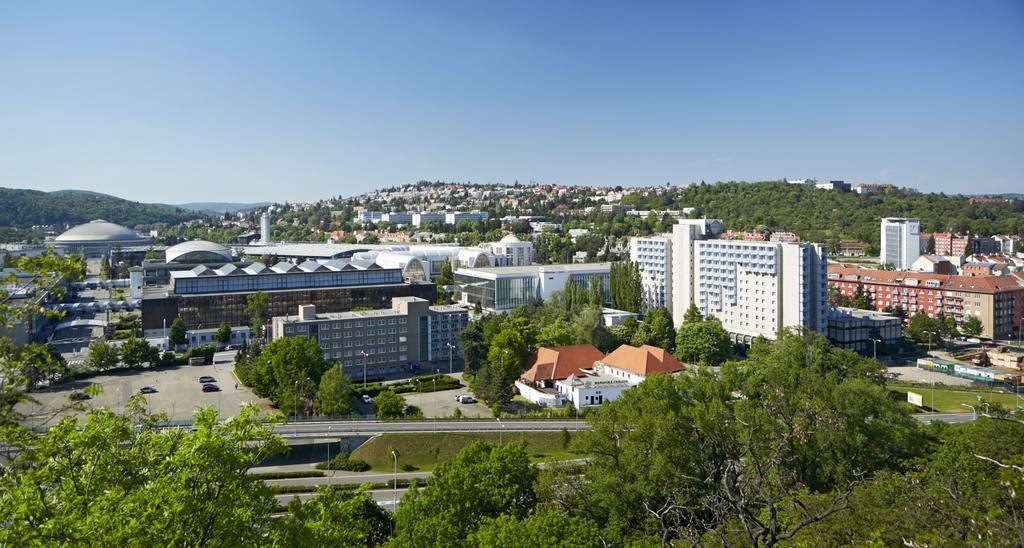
[316,452,371,472]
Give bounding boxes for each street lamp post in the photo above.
[447,342,455,375]
[496,417,505,444]
[361,351,368,389]
[961,403,976,420]
[391,449,398,510]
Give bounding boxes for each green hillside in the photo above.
[636,181,1024,248]
[0,187,203,229]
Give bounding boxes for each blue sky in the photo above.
[1,1,1021,203]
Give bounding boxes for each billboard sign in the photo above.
[907,391,924,407]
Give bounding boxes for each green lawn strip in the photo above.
[888,386,1022,413]
[250,471,325,480]
[351,431,580,472]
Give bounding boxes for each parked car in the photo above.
[69,391,91,401]
[201,384,220,393]
[456,395,476,404]
[225,344,240,351]
[139,386,158,394]
[198,375,216,383]
[188,357,207,366]
[362,394,373,404]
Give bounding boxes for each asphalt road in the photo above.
[273,419,589,438]
[276,488,409,509]
[272,412,972,439]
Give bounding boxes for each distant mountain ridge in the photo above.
[175,201,271,213]
[0,187,204,228]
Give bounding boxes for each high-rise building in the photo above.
[880,218,921,270]
[671,219,828,343]
[629,234,672,313]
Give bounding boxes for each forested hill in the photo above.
[0,188,203,228]
[639,181,1024,245]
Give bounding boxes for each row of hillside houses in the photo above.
[515,343,687,409]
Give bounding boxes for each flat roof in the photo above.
[456,262,612,277]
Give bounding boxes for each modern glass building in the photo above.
[141,259,435,333]
[455,263,611,312]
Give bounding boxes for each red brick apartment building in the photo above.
[828,264,1024,340]
[932,232,972,257]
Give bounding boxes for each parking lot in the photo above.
[886,365,974,386]
[402,388,493,418]
[20,351,272,427]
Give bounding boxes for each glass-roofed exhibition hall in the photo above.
[141,259,436,334]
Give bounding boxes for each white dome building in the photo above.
[54,220,151,256]
[486,233,534,266]
[165,240,234,264]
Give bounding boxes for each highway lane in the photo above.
[914,412,975,424]
[272,413,971,439]
[269,471,431,487]
[273,419,589,438]
[275,488,410,509]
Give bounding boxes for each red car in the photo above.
[201,384,220,392]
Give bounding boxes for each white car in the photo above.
[362,394,373,404]
[456,395,476,404]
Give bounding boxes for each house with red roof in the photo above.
[515,344,605,407]
[554,344,687,409]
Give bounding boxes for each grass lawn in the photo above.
[889,385,1023,413]
[350,431,581,472]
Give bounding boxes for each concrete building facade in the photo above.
[272,297,467,380]
[629,234,673,313]
[671,219,828,342]
[880,218,921,270]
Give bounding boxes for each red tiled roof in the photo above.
[600,344,686,376]
[520,344,605,382]
[827,263,1024,294]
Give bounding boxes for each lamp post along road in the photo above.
[391,449,398,510]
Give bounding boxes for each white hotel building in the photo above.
[629,234,672,313]
[670,219,828,343]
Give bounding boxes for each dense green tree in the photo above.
[644,306,676,352]
[435,258,455,303]
[118,337,158,368]
[568,306,614,352]
[389,441,538,547]
[674,316,732,366]
[610,260,642,313]
[247,335,328,414]
[245,291,268,338]
[213,322,232,345]
[560,331,923,545]
[469,507,602,548]
[904,313,945,348]
[0,404,286,546]
[373,390,407,419]
[316,364,355,415]
[272,488,393,546]
[960,314,984,337]
[472,328,529,404]
[458,320,486,375]
[168,317,187,347]
[536,322,573,349]
[682,303,703,324]
[852,283,871,309]
[828,286,852,308]
[85,340,120,370]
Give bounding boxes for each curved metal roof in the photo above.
[55,220,146,243]
[165,240,232,263]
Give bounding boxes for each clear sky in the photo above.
[1,1,1021,203]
